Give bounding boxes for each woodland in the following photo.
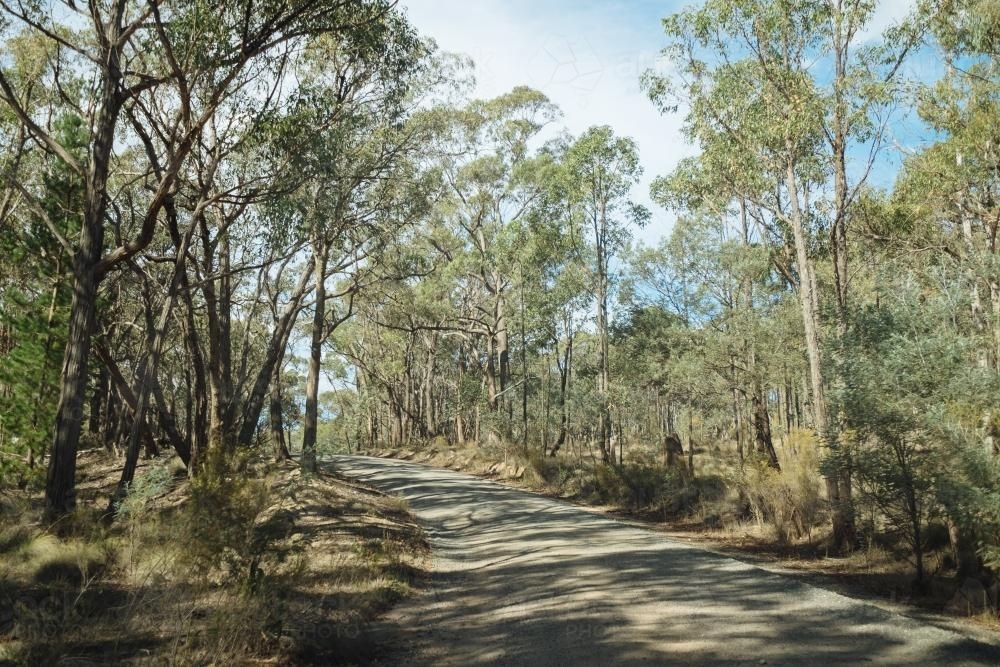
[1,0,1000,604]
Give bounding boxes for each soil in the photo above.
[0,447,428,666]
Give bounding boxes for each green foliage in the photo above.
[835,266,997,576]
[115,463,173,522]
[183,469,274,593]
[0,111,84,488]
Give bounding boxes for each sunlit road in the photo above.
[332,455,1000,666]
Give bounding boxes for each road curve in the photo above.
[331,455,1000,666]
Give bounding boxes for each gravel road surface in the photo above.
[332,455,1000,666]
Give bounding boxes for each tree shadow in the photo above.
[334,455,1000,666]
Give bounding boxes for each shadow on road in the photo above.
[334,456,1000,667]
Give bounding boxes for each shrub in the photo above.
[183,471,273,593]
[580,462,686,510]
[737,429,824,543]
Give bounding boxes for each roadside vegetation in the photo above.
[0,448,425,665]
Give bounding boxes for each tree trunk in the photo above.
[203,226,235,460]
[827,0,859,551]
[733,384,744,465]
[596,206,611,464]
[496,290,511,422]
[270,368,291,462]
[784,150,855,548]
[301,247,327,475]
[520,283,529,450]
[89,364,109,437]
[484,330,499,414]
[47,260,99,517]
[236,257,312,448]
[45,19,125,516]
[552,334,573,456]
[422,341,438,437]
[752,388,780,470]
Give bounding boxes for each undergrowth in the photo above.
[0,450,426,665]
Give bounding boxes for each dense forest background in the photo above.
[2,0,1000,588]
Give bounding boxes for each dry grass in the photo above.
[0,449,427,666]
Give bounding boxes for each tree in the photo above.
[0,0,404,516]
[564,126,648,463]
[289,14,432,473]
[644,0,918,549]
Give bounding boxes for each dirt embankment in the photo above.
[0,449,428,666]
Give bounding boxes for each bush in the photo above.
[526,450,573,488]
[581,462,686,510]
[183,471,274,593]
[738,429,824,543]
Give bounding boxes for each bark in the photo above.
[181,298,208,473]
[485,332,499,412]
[686,410,695,474]
[595,199,611,464]
[732,384,745,465]
[91,344,171,461]
[456,345,468,446]
[551,334,573,457]
[784,155,826,436]
[270,368,291,462]
[150,373,189,465]
[784,147,855,548]
[519,285,529,450]
[496,290,511,414]
[826,0,859,551]
[421,338,438,437]
[752,389,780,470]
[45,20,124,516]
[947,516,980,576]
[203,224,235,456]
[236,257,312,448]
[89,365,109,437]
[301,247,327,474]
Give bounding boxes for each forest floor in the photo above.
[0,447,428,666]
[363,444,1000,645]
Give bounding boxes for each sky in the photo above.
[400,0,922,246]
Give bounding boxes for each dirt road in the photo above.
[332,455,1000,666]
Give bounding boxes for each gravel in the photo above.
[332,455,1000,667]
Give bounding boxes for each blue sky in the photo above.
[401,0,921,245]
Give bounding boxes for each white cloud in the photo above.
[862,0,918,41]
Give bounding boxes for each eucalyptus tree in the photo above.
[643,0,917,548]
[0,0,404,516]
[563,126,648,463]
[516,151,592,454]
[426,87,559,441]
[285,15,433,472]
[630,210,789,469]
[330,88,586,451]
